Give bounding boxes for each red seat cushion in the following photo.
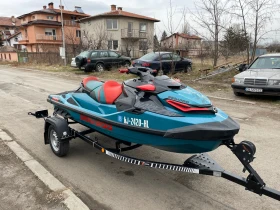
[82,76,99,86]
[103,80,122,104]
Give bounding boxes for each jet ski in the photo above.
[28,66,280,201]
[46,67,239,154]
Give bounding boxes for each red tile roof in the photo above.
[81,9,160,22]
[18,8,90,19]
[0,17,21,27]
[53,9,90,17]
[163,33,202,41]
[178,33,201,40]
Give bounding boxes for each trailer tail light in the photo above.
[166,100,209,112]
[142,62,150,67]
[87,58,91,63]
[136,84,156,91]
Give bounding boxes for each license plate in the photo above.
[245,88,263,92]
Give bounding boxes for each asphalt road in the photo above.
[0,66,279,210]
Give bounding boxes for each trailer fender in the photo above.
[44,116,70,144]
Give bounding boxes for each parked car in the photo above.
[74,50,131,72]
[71,57,77,67]
[232,53,280,96]
[132,52,192,75]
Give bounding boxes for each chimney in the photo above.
[59,5,64,9]
[117,7,122,11]
[43,5,46,9]
[11,16,16,23]
[48,2,54,9]
[111,4,116,11]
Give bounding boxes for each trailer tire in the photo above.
[48,125,69,157]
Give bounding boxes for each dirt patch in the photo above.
[0,140,67,210]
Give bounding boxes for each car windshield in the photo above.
[140,52,158,61]
[250,56,280,69]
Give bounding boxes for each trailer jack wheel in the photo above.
[48,125,69,157]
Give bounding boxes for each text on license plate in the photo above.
[245,88,263,92]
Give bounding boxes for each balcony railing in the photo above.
[63,20,79,27]
[36,34,62,41]
[121,29,147,39]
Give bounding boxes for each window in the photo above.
[109,51,119,57]
[108,40,118,50]
[45,28,55,36]
[161,54,172,60]
[14,37,18,42]
[9,54,11,60]
[250,56,280,69]
[106,19,118,30]
[100,51,109,57]
[171,53,181,61]
[76,30,81,38]
[139,40,148,51]
[23,18,26,21]
[47,16,54,20]
[139,23,147,32]
[32,15,35,19]
[91,51,98,58]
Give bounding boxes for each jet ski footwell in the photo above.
[28,110,280,201]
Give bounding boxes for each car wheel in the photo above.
[96,63,105,72]
[184,66,192,73]
[234,91,244,96]
[124,61,131,67]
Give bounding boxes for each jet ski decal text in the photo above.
[80,115,112,131]
[123,117,149,128]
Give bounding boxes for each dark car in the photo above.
[75,50,131,72]
[132,52,192,75]
[232,54,280,96]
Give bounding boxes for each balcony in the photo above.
[121,29,147,39]
[36,34,62,41]
[63,20,79,27]
[19,37,29,43]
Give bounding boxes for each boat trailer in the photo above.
[29,110,280,202]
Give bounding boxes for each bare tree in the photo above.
[248,0,279,61]
[190,0,229,66]
[231,0,251,64]
[181,7,191,34]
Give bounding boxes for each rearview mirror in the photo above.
[238,64,248,72]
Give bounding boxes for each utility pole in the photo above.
[60,0,66,66]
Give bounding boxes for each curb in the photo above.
[207,95,256,105]
[0,129,89,210]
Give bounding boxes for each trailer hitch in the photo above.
[28,110,49,119]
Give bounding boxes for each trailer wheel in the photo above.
[48,125,69,157]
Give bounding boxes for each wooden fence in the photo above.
[17,52,75,65]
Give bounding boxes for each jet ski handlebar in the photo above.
[119,67,157,82]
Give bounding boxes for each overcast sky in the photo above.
[0,0,279,43]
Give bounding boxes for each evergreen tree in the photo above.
[153,35,160,50]
[161,31,167,41]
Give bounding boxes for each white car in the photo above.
[232,53,280,96]
[71,57,77,67]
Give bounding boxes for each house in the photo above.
[161,33,202,57]
[78,4,160,58]
[17,2,90,53]
[0,16,21,47]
